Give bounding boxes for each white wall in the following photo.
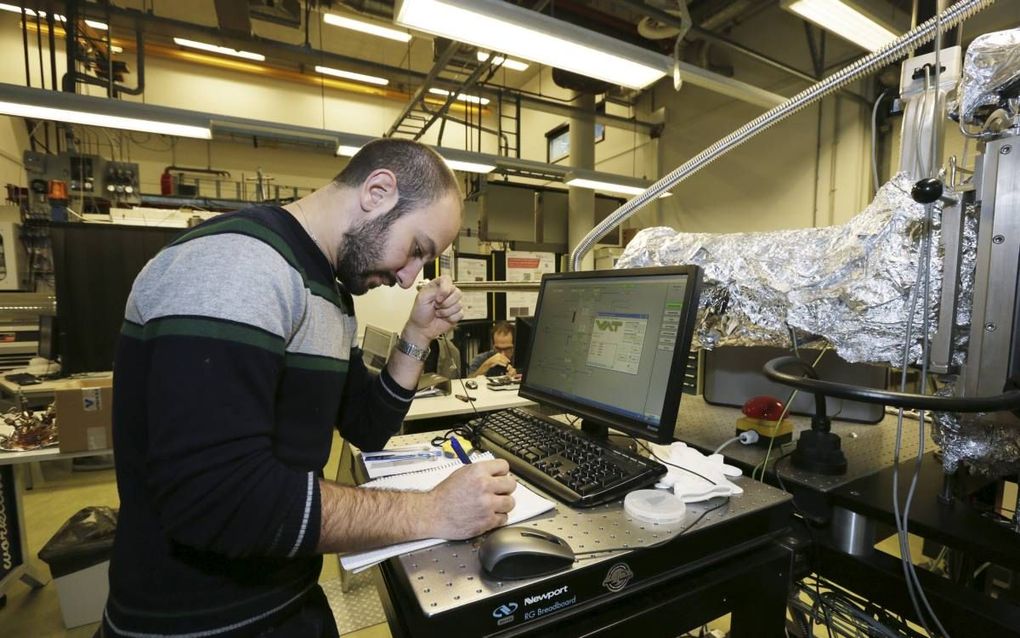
[0,116,28,188]
[625,6,874,235]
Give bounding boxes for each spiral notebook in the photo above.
[340,452,556,572]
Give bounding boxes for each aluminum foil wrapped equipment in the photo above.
[616,174,939,367]
[952,26,1020,126]
[616,174,1020,477]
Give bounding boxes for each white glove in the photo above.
[649,441,744,503]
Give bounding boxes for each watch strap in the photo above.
[395,337,430,362]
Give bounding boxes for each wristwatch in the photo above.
[395,337,431,362]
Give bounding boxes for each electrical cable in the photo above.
[889,144,936,638]
[753,331,804,481]
[893,55,952,638]
[625,433,719,486]
[754,342,829,481]
[871,89,892,194]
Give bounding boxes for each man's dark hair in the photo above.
[492,320,513,341]
[333,139,462,219]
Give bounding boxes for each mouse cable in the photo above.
[572,498,730,560]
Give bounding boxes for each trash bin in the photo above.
[37,506,117,628]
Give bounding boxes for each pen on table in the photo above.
[454,394,475,402]
[362,450,442,462]
[449,437,472,464]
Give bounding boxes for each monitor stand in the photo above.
[579,418,639,453]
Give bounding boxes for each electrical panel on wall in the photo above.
[22,151,142,217]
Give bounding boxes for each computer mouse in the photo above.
[465,380,478,390]
[478,526,575,580]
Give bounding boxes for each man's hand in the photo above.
[475,353,516,378]
[403,275,463,347]
[424,460,517,539]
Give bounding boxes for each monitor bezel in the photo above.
[518,265,702,444]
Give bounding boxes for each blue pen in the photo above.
[449,437,472,464]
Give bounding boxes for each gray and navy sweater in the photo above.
[104,206,413,637]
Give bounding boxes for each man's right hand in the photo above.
[425,459,517,539]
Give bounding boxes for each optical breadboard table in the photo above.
[361,431,794,638]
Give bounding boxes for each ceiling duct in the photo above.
[551,68,614,94]
[249,0,302,27]
[213,0,252,35]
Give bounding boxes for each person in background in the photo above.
[103,139,516,638]
[467,320,516,378]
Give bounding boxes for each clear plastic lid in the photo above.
[623,489,687,524]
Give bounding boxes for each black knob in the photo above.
[911,178,943,204]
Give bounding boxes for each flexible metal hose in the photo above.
[569,0,997,271]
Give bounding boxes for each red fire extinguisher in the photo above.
[160,170,174,196]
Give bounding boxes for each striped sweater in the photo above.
[104,206,413,636]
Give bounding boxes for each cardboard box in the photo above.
[55,378,113,453]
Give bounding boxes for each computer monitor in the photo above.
[362,325,396,372]
[520,266,702,444]
[513,316,534,374]
[38,315,57,361]
[50,223,183,375]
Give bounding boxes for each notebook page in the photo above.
[340,453,556,572]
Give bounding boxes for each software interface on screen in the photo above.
[524,272,694,436]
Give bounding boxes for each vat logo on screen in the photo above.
[595,320,623,332]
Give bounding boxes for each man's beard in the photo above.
[336,209,401,295]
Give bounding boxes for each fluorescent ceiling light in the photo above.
[443,158,495,174]
[0,97,211,139]
[565,176,671,198]
[0,5,107,29]
[336,144,362,157]
[395,0,668,90]
[323,13,412,42]
[0,3,41,17]
[172,37,265,62]
[476,51,529,72]
[315,65,389,86]
[428,87,489,105]
[781,0,897,52]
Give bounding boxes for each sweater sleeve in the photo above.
[132,234,321,559]
[335,348,414,451]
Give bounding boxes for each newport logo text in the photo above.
[524,586,570,606]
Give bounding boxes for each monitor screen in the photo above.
[513,316,534,374]
[50,223,183,375]
[362,325,395,371]
[520,266,702,443]
[38,315,57,361]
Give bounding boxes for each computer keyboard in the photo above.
[473,408,667,508]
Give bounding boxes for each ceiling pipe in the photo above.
[13,0,662,134]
